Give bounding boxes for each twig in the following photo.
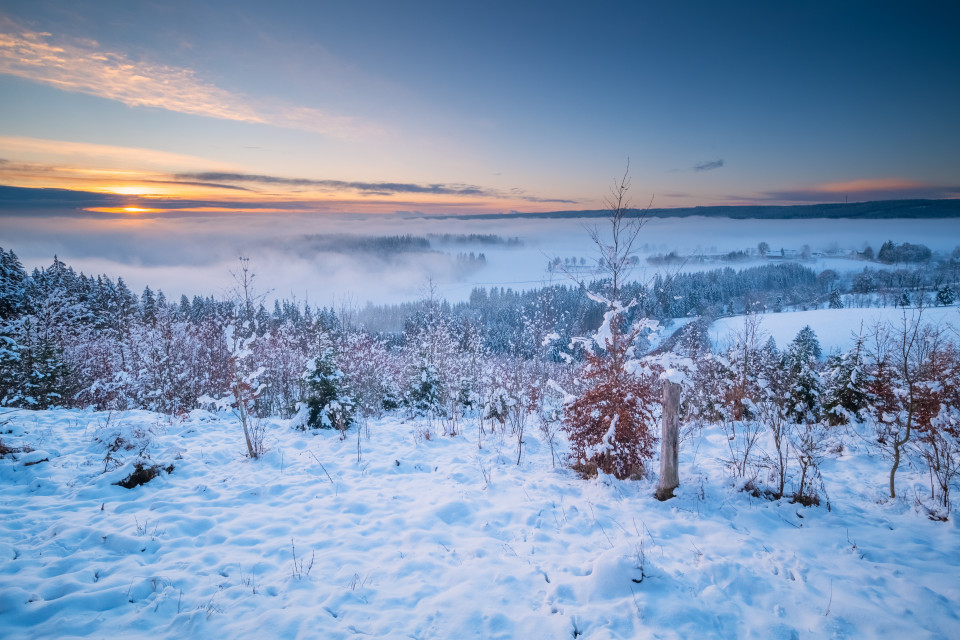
[308,451,334,483]
[589,503,614,549]
[824,578,833,616]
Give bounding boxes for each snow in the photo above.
[710,306,960,354]
[2,407,959,639]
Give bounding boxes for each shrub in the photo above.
[563,329,661,479]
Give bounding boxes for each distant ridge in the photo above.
[430,199,960,220]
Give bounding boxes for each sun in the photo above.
[83,206,163,215]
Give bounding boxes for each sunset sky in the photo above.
[1,0,958,221]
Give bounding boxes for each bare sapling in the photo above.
[866,308,945,499]
[228,256,268,459]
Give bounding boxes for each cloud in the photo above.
[0,185,124,212]
[694,159,725,172]
[518,196,578,204]
[0,19,365,137]
[0,135,236,172]
[0,185,306,217]
[174,171,577,203]
[0,183,568,219]
[152,180,252,192]
[176,171,496,196]
[741,178,960,203]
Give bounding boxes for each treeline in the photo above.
[360,262,824,341]
[269,232,521,259]
[427,233,523,247]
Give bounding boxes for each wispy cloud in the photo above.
[812,178,929,194]
[0,135,577,211]
[0,135,236,172]
[694,159,725,172]
[175,171,577,203]
[0,19,366,137]
[177,172,491,196]
[0,181,575,218]
[731,178,960,204]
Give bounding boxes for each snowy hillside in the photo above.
[2,407,958,639]
[710,306,960,354]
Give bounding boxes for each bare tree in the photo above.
[228,256,267,459]
[587,159,650,308]
[866,307,946,498]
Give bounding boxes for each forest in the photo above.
[2,228,960,516]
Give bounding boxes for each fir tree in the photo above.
[303,345,355,433]
[785,326,823,423]
[823,332,868,425]
[0,248,27,320]
[829,289,844,309]
[936,285,955,307]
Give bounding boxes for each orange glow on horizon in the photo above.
[818,178,927,194]
[85,206,164,215]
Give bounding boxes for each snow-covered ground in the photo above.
[2,405,958,639]
[710,306,960,354]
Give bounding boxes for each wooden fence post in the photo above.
[655,381,681,501]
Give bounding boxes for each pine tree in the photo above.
[936,286,955,306]
[785,326,823,423]
[409,359,444,418]
[829,289,844,309]
[0,248,27,320]
[141,286,157,324]
[0,319,22,406]
[303,344,355,433]
[823,332,868,425]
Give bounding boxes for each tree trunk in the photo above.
[655,381,681,501]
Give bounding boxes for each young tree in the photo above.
[865,309,945,498]
[784,326,823,423]
[227,256,266,458]
[914,342,959,514]
[564,332,661,478]
[562,164,661,479]
[0,248,28,321]
[936,285,955,307]
[829,289,844,309]
[302,340,355,435]
[823,329,868,425]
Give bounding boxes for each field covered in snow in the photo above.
[710,305,960,355]
[2,402,959,639]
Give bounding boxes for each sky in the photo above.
[1,0,958,216]
[0,1,959,302]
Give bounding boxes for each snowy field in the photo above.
[710,306,960,354]
[2,404,959,639]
